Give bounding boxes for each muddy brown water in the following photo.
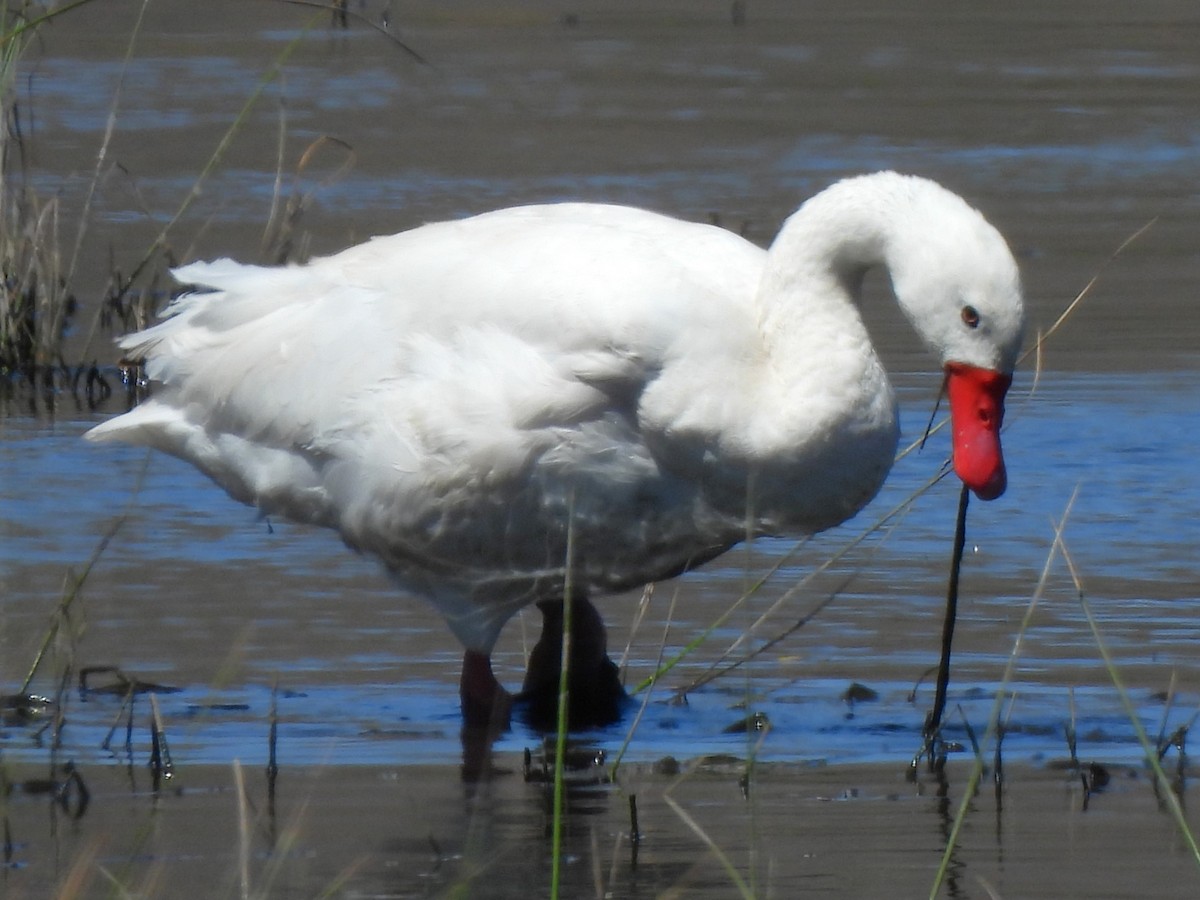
[3,1,1200,897]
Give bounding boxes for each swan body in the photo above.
[88,172,1025,724]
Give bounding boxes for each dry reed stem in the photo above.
[54,839,101,899]
[660,787,755,900]
[605,826,628,898]
[1057,538,1200,869]
[654,722,773,900]
[113,14,324,306]
[589,825,604,899]
[264,92,291,261]
[20,452,147,694]
[0,3,108,379]
[65,0,147,283]
[273,0,430,66]
[1021,217,1158,369]
[20,510,127,693]
[75,0,151,361]
[234,760,251,900]
[667,464,941,699]
[261,135,356,264]
[616,583,655,678]
[610,587,680,777]
[95,862,141,900]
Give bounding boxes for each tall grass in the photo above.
[0,4,79,389]
[0,0,385,406]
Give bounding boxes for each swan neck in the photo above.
[761,179,903,312]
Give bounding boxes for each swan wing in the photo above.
[89,205,764,614]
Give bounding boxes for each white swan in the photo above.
[88,171,1025,727]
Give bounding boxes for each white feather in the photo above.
[87,173,1025,652]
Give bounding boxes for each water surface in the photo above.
[3,1,1199,897]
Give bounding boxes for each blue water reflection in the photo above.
[3,369,1197,766]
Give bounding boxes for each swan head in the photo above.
[885,176,1026,500]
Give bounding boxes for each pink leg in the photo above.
[460,649,512,729]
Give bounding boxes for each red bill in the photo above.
[944,362,1012,500]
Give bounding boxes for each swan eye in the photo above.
[961,305,981,329]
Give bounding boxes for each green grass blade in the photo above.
[1061,540,1200,869]
[549,496,577,900]
[662,791,755,900]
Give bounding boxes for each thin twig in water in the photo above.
[148,693,174,789]
[995,692,1018,802]
[268,691,280,775]
[100,687,136,753]
[1154,670,1178,757]
[924,484,971,751]
[927,487,1078,899]
[956,704,982,764]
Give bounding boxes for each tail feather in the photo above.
[84,401,190,447]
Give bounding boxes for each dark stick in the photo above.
[629,794,640,868]
[924,483,970,750]
[267,680,279,782]
[267,679,279,833]
[148,693,174,790]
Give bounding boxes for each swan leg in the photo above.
[518,595,626,729]
[460,649,513,729]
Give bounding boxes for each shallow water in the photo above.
[3,1,1200,897]
[4,759,1199,899]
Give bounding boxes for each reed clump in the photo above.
[0,7,70,385]
[0,2,103,407]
